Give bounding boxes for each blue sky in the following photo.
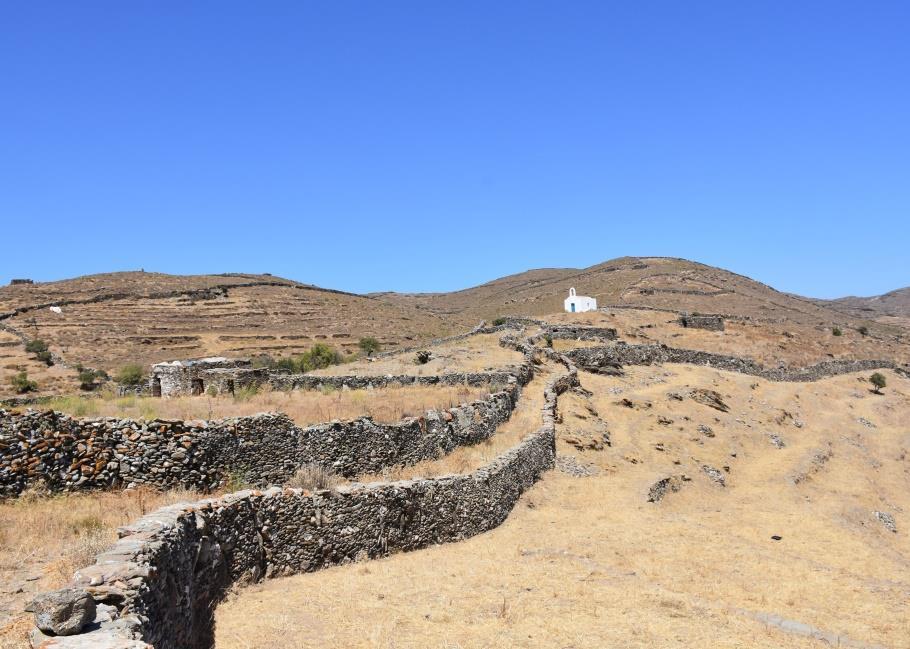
[1,2,907,298]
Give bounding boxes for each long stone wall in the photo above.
[0,369,530,497]
[28,352,577,649]
[566,342,909,382]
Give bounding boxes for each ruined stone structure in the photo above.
[26,342,577,649]
[9,278,34,285]
[148,358,266,398]
[0,368,529,497]
[677,314,725,331]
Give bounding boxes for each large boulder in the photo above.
[32,589,95,636]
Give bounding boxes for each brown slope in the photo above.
[0,272,456,390]
[375,256,890,328]
[817,287,910,328]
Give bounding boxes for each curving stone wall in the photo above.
[28,357,577,649]
[0,368,531,497]
[566,342,909,382]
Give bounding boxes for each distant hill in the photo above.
[818,287,910,327]
[373,257,895,329]
[0,272,455,372]
[1,261,905,393]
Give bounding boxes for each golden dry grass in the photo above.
[310,334,524,377]
[0,488,205,645]
[357,366,551,482]
[215,366,910,649]
[17,384,494,426]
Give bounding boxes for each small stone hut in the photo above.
[149,357,267,397]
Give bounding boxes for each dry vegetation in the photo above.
[547,308,910,366]
[0,272,457,379]
[311,334,524,377]
[0,488,205,645]
[15,384,496,426]
[356,367,551,482]
[216,365,910,649]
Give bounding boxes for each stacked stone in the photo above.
[678,315,725,331]
[29,338,572,649]
[566,342,908,382]
[0,365,533,496]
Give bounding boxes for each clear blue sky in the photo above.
[2,2,907,298]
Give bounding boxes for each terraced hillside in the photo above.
[374,257,905,336]
[0,272,456,382]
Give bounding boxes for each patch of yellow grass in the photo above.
[215,366,910,649]
[0,488,204,645]
[357,367,551,482]
[311,334,524,376]
[20,384,494,427]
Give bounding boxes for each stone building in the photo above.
[677,313,725,331]
[149,357,267,397]
[564,287,597,313]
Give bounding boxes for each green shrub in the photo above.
[10,371,37,394]
[296,343,343,372]
[492,317,507,327]
[275,357,297,372]
[543,334,553,348]
[870,372,886,394]
[78,369,98,391]
[36,350,54,366]
[206,384,218,397]
[857,326,869,337]
[116,364,144,386]
[233,384,259,402]
[414,350,432,365]
[25,339,48,354]
[832,327,843,336]
[358,337,381,357]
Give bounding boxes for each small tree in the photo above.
[414,350,432,365]
[78,369,98,391]
[116,364,144,386]
[358,337,381,357]
[10,371,37,394]
[870,372,886,394]
[25,339,48,355]
[297,343,342,372]
[832,327,843,336]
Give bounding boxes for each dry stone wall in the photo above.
[566,342,909,382]
[0,368,530,497]
[677,314,725,331]
[28,348,576,649]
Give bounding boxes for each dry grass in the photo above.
[545,308,910,366]
[356,367,551,482]
[310,334,524,377]
[215,366,910,649]
[16,384,495,426]
[0,488,204,644]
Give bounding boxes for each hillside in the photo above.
[2,261,907,400]
[374,257,900,332]
[0,272,456,388]
[820,286,910,328]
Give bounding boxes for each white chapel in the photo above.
[564,287,597,313]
